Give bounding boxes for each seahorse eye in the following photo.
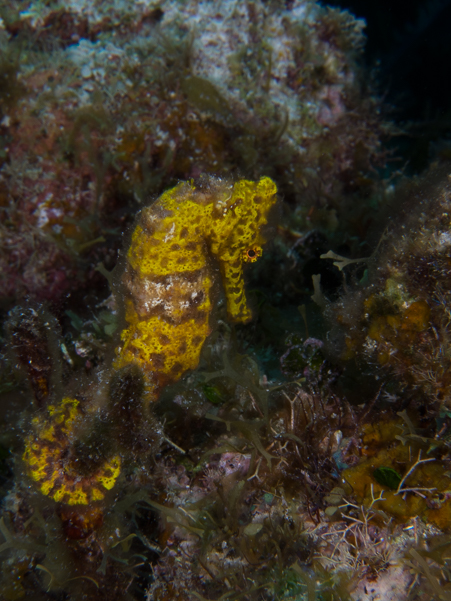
[243,246,262,263]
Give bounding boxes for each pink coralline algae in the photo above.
[0,163,101,301]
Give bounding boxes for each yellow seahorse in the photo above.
[23,176,277,504]
[114,175,277,399]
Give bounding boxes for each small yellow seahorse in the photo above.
[114,175,277,398]
[23,176,277,504]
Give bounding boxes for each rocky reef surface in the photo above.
[0,0,386,304]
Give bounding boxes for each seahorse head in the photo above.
[208,177,276,256]
[207,176,278,322]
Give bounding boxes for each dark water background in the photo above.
[328,0,451,172]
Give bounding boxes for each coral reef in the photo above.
[325,164,451,414]
[3,1,451,600]
[0,0,387,304]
